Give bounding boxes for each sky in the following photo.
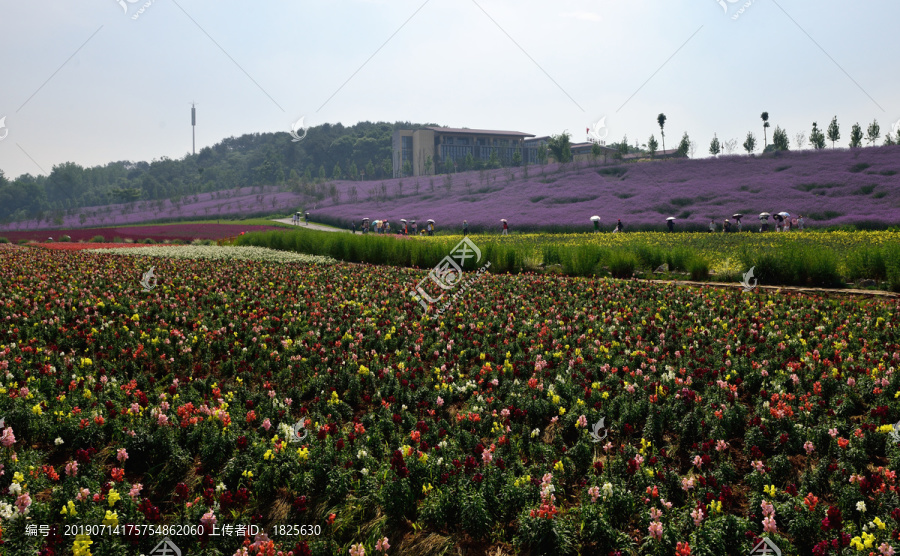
[1,0,898,179]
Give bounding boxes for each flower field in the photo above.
[87,245,337,264]
[1,246,899,555]
[0,223,284,244]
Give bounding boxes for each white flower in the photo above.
[0,502,13,519]
[216,482,226,494]
[357,450,368,459]
[602,482,613,498]
[8,483,21,496]
[54,437,64,446]
[531,428,540,438]
[856,501,867,513]
[360,468,369,476]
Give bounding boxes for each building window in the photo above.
[445,137,454,145]
[477,138,487,146]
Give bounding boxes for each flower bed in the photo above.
[90,244,336,264]
[0,247,897,555]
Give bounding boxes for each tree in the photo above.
[424,155,433,176]
[537,145,548,166]
[617,134,629,157]
[332,163,342,180]
[365,161,375,181]
[743,131,757,154]
[850,123,863,148]
[709,134,721,157]
[772,126,789,151]
[513,148,523,167]
[761,112,770,148]
[402,160,412,178]
[866,119,881,146]
[885,134,896,146]
[723,138,738,155]
[794,132,807,150]
[657,114,667,153]
[547,132,573,163]
[348,161,359,180]
[676,132,691,157]
[827,116,840,149]
[318,165,327,181]
[647,134,658,157]
[809,122,826,150]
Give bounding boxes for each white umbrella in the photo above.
[400,219,407,223]
[759,212,771,219]
[410,220,416,223]
[778,212,791,217]
[427,219,435,223]
[590,215,601,221]
[666,217,676,221]
[500,219,508,223]
[732,214,743,219]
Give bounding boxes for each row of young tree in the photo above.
[710,114,897,156]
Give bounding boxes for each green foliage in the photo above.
[547,132,573,163]
[850,122,864,148]
[743,131,757,154]
[772,126,790,151]
[90,235,105,243]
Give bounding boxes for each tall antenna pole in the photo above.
[190,102,197,155]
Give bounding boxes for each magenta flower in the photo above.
[762,516,778,533]
[648,520,663,540]
[375,537,390,552]
[15,492,32,515]
[0,427,15,447]
[117,448,129,463]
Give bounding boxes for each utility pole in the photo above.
[190,102,197,155]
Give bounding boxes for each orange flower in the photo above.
[837,437,850,449]
[803,492,818,512]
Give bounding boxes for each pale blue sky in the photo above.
[1,0,897,178]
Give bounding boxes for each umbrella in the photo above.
[590,215,601,221]
[410,220,416,224]
[427,219,435,223]
[732,214,743,219]
[500,219,507,223]
[759,212,771,219]
[400,219,407,223]
[666,217,676,221]
[778,212,791,217]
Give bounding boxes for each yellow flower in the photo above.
[73,534,93,556]
[242,470,254,478]
[554,460,564,472]
[264,449,274,461]
[61,500,77,516]
[297,447,309,461]
[763,485,776,497]
[602,392,610,399]
[102,510,118,527]
[558,406,566,415]
[422,483,433,494]
[80,357,93,368]
[107,489,121,507]
[873,517,886,530]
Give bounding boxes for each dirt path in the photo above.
[639,278,899,299]
[271,218,358,233]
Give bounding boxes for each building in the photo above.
[392,127,537,177]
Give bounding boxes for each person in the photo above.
[403,221,408,235]
[760,220,769,233]
[667,219,674,233]
[428,222,434,236]
[723,219,731,233]
[791,217,797,231]
[385,220,390,234]
[798,215,804,230]
[776,214,784,232]
[352,221,357,234]
[736,217,742,232]
[593,219,601,233]
[411,221,417,235]
[708,219,715,233]
[502,220,508,235]
[304,212,309,226]
[616,219,623,233]
[463,220,469,236]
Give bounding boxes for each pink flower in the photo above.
[751,460,766,473]
[0,427,15,447]
[550,416,559,423]
[691,507,705,527]
[576,415,588,428]
[762,516,778,533]
[76,488,90,502]
[500,408,510,418]
[130,403,140,414]
[349,543,366,556]
[692,455,703,469]
[436,397,444,407]
[285,398,293,406]
[587,486,600,502]
[761,500,775,517]
[803,441,815,455]
[65,460,78,477]
[681,477,695,491]
[716,440,728,452]
[828,428,838,438]
[648,520,663,540]
[117,448,129,463]
[15,492,32,515]
[879,542,895,556]
[846,377,856,387]
[375,537,390,552]
[201,508,218,529]
[482,451,493,464]
[129,483,143,500]
[262,418,272,431]
[649,507,663,520]
[157,413,169,426]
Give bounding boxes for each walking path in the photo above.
[271,218,355,233]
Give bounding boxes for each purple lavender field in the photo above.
[4,147,899,232]
[0,185,305,232]
[321,147,900,229]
